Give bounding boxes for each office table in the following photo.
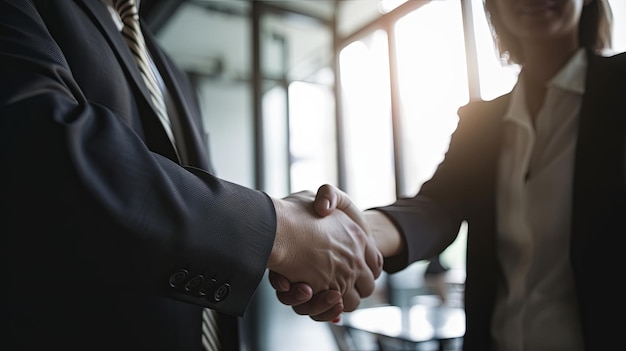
[334,298,465,351]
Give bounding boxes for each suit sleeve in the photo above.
[0,0,273,316]
[373,100,503,273]
[374,193,460,273]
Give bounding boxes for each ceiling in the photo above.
[143,0,410,80]
[144,0,390,31]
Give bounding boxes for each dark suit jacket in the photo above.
[377,51,626,350]
[0,1,276,350]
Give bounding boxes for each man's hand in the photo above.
[267,187,383,318]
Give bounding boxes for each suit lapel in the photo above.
[76,0,180,163]
[143,28,212,169]
[78,0,154,112]
[571,51,626,270]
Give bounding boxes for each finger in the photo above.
[310,303,344,322]
[292,290,342,316]
[364,237,384,279]
[354,259,377,299]
[268,270,291,292]
[342,287,362,312]
[275,283,314,306]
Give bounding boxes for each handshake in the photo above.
[266,184,393,322]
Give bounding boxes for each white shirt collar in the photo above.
[504,48,587,125]
[548,48,587,95]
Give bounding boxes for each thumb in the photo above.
[313,184,336,217]
[314,184,368,232]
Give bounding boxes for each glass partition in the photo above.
[259,9,337,197]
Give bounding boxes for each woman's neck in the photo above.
[522,38,579,85]
[520,39,579,121]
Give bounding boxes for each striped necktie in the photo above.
[202,309,221,351]
[113,0,176,148]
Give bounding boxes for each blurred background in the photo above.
[140,0,626,350]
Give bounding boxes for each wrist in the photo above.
[365,210,403,257]
[268,197,288,270]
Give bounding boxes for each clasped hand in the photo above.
[268,185,381,321]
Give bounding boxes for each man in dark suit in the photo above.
[0,0,382,350]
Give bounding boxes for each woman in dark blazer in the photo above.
[294,0,625,349]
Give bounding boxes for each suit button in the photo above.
[168,269,189,288]
[213,283,230,302]
[185,275,204,293]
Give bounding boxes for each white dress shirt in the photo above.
[491,49,587,351]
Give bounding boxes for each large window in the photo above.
[394,0,470,197]
[259,9,337,197]
[340,30,396,209]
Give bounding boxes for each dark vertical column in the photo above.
[252,0,265,191]
[243,5,263,350]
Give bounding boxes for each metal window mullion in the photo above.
[387,22,406,199]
